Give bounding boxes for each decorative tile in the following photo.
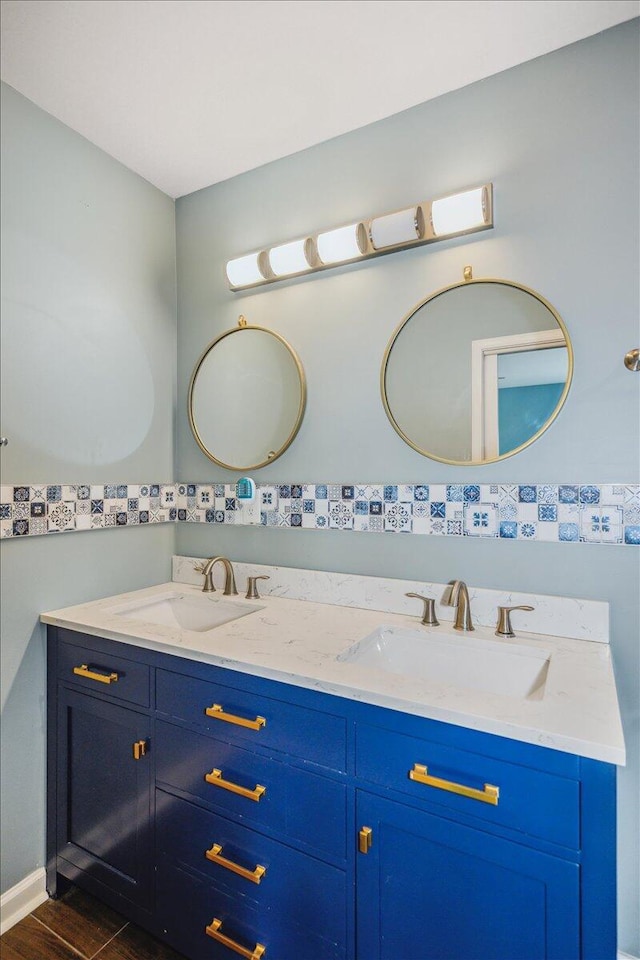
[446,485,464,502]
[414,484,429,501]
[579,505,623,544]
[537,485,558,504]
[518,522,538,540]
[463,503,498,537]
[538,504,557,522]
[500,521,518,539]
[518,485,537,503]
[329,501,353,530]
[624,525,640,545]
[47,501,75,532]
[579,485,600,505]
[463,485,480,502]
[384,502,413,533]
[383,485,398,502]
[559,522,580,542]
[558,485,579,504]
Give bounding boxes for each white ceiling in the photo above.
[1,0,638,198]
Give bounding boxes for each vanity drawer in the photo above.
[157,861,345,960]
[57,638,150,707]
[156,789,346,944]
[156,668,346,771]
[155,721,346,860]
[356,723,580,849]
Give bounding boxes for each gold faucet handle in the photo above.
[193,562,206,574]
[495,605,534,638]
[405,593,439,626]
[246,575,270,600]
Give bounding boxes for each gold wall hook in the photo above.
[624,348,640,371]
[463,265,473,281]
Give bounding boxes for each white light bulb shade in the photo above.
[431,187,487,237]
[370,207,423,250]
[316,223,365,265]
[268,239,312,277]
[226,252,267,287]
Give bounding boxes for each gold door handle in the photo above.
[205,703,266,731]
[73,664,118,684]
[409,763,499,805]
[205,918,266,959]
[205,768,266,802]
[359,826,373,854]
[205,843,266,884]
[132,739,147,761]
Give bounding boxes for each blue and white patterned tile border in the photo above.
[2,482,639,546]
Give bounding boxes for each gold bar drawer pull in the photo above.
[205,918,266,959]
[205,768,266,802]
[205,703,266,731]
[409,762,500,805]
[205,843,266,884]
[73,664,118,684]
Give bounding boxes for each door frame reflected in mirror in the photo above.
[471,328,569,461]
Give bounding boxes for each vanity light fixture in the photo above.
[226,183,493,290]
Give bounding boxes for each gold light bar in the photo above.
[226,183,493,290]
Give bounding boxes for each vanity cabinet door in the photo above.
[55,687,153,908]
[356,792,579,960]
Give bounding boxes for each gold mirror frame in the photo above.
[380,273,574,466]
[188,320,307,470]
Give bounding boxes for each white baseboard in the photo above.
[0,868,48,935]
[619,952,640,959]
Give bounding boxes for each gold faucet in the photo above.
[196,556,238,595]
[447,580,474,631]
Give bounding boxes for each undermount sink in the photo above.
[111,591,263,633]
[338,625,550,700]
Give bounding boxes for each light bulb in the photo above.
[370,207,423,250]
[316,223,365,265]
[268,239,312,277]
[431,187,488,237]
[226,252,266,288]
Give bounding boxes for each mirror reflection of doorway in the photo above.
[497,347,567,455]
[471,330,568,460]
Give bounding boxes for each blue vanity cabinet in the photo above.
[47,627,617,960]
[48,633,154,914]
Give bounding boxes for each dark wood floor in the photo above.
[0,886,185,960]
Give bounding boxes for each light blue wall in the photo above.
[175,22,639,953]
[0,84,177,893]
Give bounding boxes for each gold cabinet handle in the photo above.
[409,762,499,805]
[132,739,147,761]
[205,918,266,959]
[205,843,266,884]
[205,703,266,731]
[73,664,118,684]
[359,826,373,854]
[205,768,266,802]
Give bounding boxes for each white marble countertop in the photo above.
[41,581,625,765]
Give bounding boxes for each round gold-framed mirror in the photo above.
[188,318,306,470]
[381,270,573,465]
